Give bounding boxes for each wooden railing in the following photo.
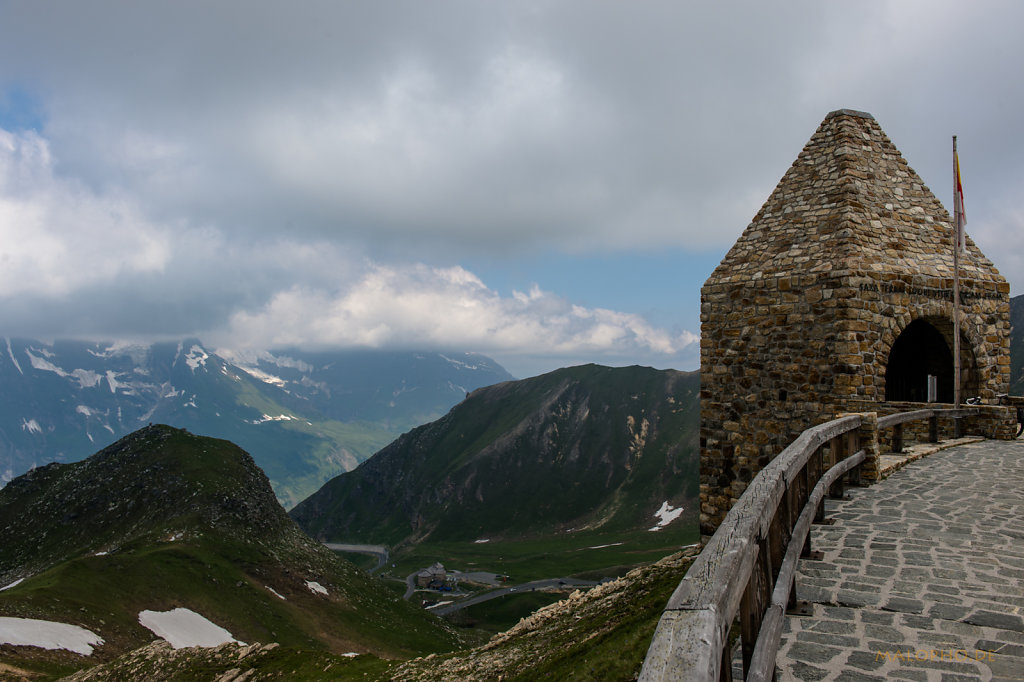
[877,407,976,452]
[639,408,975,681]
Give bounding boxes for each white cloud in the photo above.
[0,128,170,297]
[0,122,700,368]
[221,263,697,362]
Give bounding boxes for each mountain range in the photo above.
[0,338,513,507]
[291,364,701,547]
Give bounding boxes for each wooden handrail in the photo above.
[876,407,976,429]
[876,409,935,429]
[640,408,975,681]
[745,449,865,681]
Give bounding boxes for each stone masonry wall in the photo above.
[700,273,842,534]
[700,269,1010,535]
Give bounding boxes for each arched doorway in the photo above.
[885,319,954,402]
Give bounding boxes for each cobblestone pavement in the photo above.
[775,439,1024,681]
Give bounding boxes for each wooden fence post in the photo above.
[827,436,844,500]
[892,422,903,453]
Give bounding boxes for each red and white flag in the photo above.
[954,147,967,251]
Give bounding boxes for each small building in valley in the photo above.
[416,562,447,588]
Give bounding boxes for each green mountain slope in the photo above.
[0,426,466,676]
[1011,294,1023,396]
[290,365,700,547]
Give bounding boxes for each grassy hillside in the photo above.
[54,547,699,681]
[290,365,700,548]
[0,426,468,678]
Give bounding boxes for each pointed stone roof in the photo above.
[708,109,1004,287]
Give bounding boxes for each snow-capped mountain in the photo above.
[0,338,514,507]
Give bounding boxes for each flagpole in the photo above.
[952,136,961,410]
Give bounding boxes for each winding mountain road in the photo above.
[323,543,389,573]
[430,578,599,615]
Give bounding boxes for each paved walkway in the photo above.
[776,438,1024,681]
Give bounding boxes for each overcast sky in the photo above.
[1,1,1021,378]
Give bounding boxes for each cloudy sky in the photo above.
[1,1,1021,378]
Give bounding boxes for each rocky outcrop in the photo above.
[61,641,283,681]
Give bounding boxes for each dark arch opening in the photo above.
[885,319,954,402]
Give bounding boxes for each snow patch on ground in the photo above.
[184,345,209,372]
[648,501,684,531]
[216,348,313,374]
[265,586,286,600]
[6,338,23,374]
[236,365,287,388]
[474,539,490,544]
[587,542,624,550]
[1,578,25,591]
[305,581,328,596]
[0,617,104,655]
[73,369,103,388]
[138,608,241,649]
[25,350,60,373]
[105,370,127,393]
[439,353,479,371]
[251,414,297,424]
[24,350,103,388]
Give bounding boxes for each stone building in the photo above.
[699,109,1012,535]
[416,562,447,588]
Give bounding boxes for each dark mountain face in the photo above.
[0,425,466,666]
[0,425,289,582]
[1011,294,1023,396]
[0,338,513,507]
[291,364,701,546]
